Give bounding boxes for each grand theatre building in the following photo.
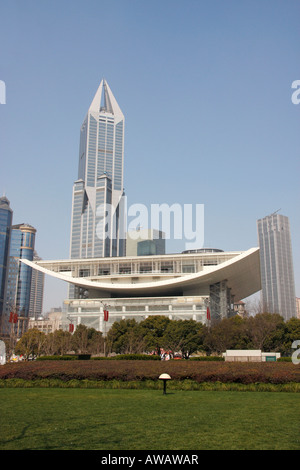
[22,247,261,332]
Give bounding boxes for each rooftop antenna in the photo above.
[270,208,281,217]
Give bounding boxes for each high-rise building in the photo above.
[3,224,36,336]
[70,79,125,262]
[126,229,166,257]
[29,251,45,319]
[257,213,297,320]
[0,196,13,333]
[296,297,300,319]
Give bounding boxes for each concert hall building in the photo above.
[22,247,261,332]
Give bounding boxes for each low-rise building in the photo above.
[223,350,281,362]
[28,310,63,334]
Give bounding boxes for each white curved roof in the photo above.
[21,247,261,301]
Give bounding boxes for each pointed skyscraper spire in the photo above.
[88,79,123,122]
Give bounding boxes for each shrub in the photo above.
[37,354,160,361]
[92,354,161,361]
[190,356,224,361]
[37,355,79,361]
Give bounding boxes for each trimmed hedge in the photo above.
[1,360,299,385]
[190,356,224,361]
[37,354,160,361]
[37,354,222,362]
[37,354,91,361]
[91,354,161,361]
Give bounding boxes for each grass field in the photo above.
[1,388,299,450]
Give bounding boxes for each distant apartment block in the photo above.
[29,251,45,319]
[257,213,297,320]
[28,310,63,334]
[296,297,300,319]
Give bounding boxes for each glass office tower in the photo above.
[70,79,126,261]
[3,224,36,336]
[257,213,297,320]
[29,251,45,319]
[0,196,13,334]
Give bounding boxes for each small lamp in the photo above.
[159,373,171,395]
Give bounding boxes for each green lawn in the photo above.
[0,388,299,450]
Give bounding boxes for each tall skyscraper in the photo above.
[70,79,126,261]
[3,224,36,336]
[257,212,297,320]
[0,196,13,333]
[29,251,45,319]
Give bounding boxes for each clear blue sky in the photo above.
[0,0,299,313]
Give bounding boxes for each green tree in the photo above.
[203,316,250,355]
[87,329,104,355]
[71,325,105,354]
[71,324,90,353]
[139,316,171,354]
[14,328,46,359]
[163,319,204,358]
[107,319,145,354]
[283,318,300,356]
[43,330,73,355]
[262,321,288,354]
[245,313,284,350]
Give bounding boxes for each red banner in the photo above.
[104,309,109,321]
[206,307,211,321]
[69,324,74,333]
[9,312,18,323]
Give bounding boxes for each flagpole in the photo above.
[206,300,211,329]
[7,302,18,355]
[101,302,110,357]
[104,311,107,357]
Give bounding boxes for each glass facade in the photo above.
[29,251,45,318]
[3,224,36,335]
[70,80,125,264]
[0,197,13,332]
[257,214,297,320]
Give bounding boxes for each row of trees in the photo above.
[106,313,300,357]
[13,325,104,359]
[12,313,300,360]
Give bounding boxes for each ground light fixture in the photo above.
[159,373,171,394]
